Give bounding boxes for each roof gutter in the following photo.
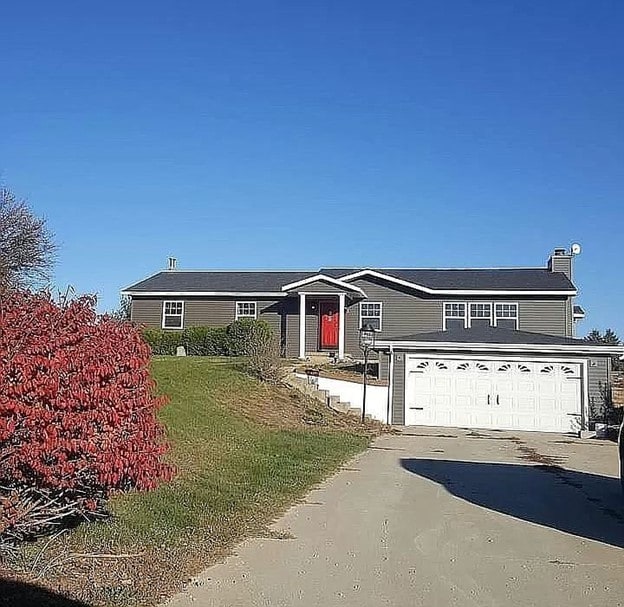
[121,291,289,297]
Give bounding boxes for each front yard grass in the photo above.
[2,357,374,606]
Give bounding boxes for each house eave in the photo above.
[374,339,622,356]
[121,291,289,297]
[338,269,577,296]
[280,274,367,295]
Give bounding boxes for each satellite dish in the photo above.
[571,243,582,255]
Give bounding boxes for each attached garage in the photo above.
[404,356,582,433]
[376,327,620,434]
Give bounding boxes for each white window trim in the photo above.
[235,301,258,320]
[443,302,468,330]
[493,302,519,329]
[443,301,519,330]
[468,302,493,328]
[162,300,184,329]
[359,301,383,331]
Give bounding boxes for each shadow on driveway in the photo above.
[0,578,90,607]
[401,458,624,549]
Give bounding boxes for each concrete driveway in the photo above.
[166,428,624,607]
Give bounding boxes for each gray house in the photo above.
[123,247,621,433]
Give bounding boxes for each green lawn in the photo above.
[13,357,373,606]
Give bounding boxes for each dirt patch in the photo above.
[292,363,388,387]
[230,382,385,436]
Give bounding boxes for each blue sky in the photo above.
[1,1,622,335]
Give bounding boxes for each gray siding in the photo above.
[131,296,298,356]
[298,281,349,294]
[392,352,406,424]
[379,353,390,381]
[132,297,286,329]
[305,300,320,353]
[131,298,162,326]
[549,256,572,279]
[588,357,611,417]
[517,299,570,336]
[345,277,442,358]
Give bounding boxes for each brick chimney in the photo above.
[548,247,572,280]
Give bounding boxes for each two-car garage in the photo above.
[404,356,583,433]
[378,327,618,434]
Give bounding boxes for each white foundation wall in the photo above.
[296,373,390,423]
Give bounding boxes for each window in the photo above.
[236,301,257,320]
[444,303,466,330]
[162,301,184,329]
[360,302,382,331]
[495,303,518,329]
[470,303,492,328]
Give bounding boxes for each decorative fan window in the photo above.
[475,363,490,371]
[518,364,531,373]
[435,362,448,370]
[415,361,429,372]
[457,362,470,371]
[561,365,575,375]
[540,365,554,374]
[497,363,511,372]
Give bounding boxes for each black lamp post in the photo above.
[359,323,377,423]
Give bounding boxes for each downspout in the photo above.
[386,346,394,426]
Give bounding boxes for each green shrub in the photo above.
[141,329,184,355]
[141,320,275,357]
[226,319,273,356]
[182,326,229,356]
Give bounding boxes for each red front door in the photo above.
[320,301,339,349]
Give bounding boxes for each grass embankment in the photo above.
[3,357,374,606]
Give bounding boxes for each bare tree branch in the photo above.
[0,186,57,291]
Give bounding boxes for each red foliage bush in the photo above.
[0,291,174,537]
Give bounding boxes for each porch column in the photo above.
[338,293,346,361]
[299,292,306,359]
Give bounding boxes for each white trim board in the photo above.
[375,340,622,356]
[337,269,577,296]
[281,274,367,295]
[122,291,289,297]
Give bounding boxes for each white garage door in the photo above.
[405,357,582,433]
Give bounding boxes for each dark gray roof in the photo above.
[124,271,314,293]
[124,266,576,294]
[573,305,586,315]
[389,326,590,346]
[320,268,575,291]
